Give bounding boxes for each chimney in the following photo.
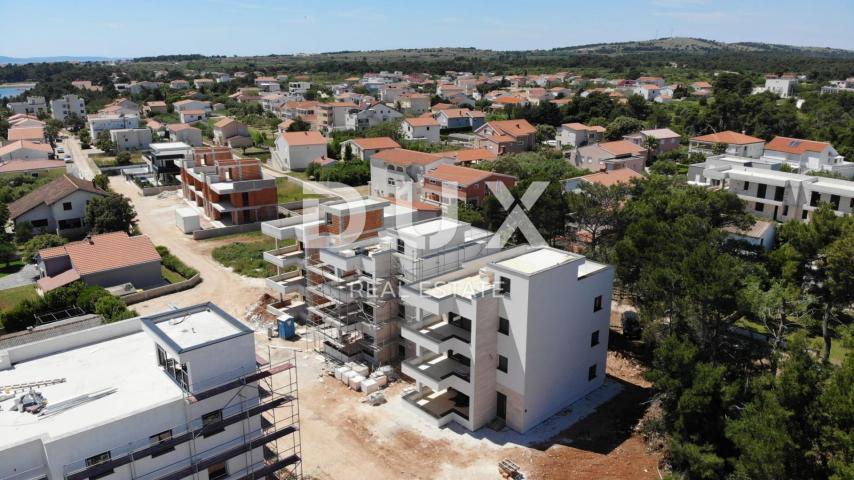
[87,235,93,245]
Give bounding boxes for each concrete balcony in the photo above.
[402,386,470,429]
[402,352,471,395]
[400,315,471,355]
[261,217,305,240]
[266,271,305,295]
[263,245,303,269]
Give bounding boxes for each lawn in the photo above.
[0,259,25,278]
[238,146,271,162]
[211,234,295,278]
[735,317,852,365]
[161,266,185,284]
[0,284,39,313]
[276,177,325,204]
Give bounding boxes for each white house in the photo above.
[762,136,853,178]
[110,128,153,151]
[179,109,207,124]
[369,148,454,200]
[400,117,441,143]
[7,174,107,237]
[273,130,327,171]
[288,81,311,95]
[0,302,301,480]
[7,96,48,116]
[344,102,403,130]
[689,131,766,158]
[0,140,53,161]
[88,113,140,140]
[763,77,798,98]
[49,94,86,122]
[556,123,606,149]
[172,99,211,112]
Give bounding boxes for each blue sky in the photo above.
[2,0,852,58]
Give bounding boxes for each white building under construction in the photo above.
[261,197,613,433]
[0,303,301,480]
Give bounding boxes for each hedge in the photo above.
[156,245,199,279]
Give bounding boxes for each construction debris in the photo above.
[499,458,524,479]
[361,391,386,406]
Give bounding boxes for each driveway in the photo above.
[0,264,39,290]
[109,177,268,319]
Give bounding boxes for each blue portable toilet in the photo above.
[277,314,296,340]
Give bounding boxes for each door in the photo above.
[496,392,507,420]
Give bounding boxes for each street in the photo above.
[60,133,98,180]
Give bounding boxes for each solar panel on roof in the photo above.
[789,140,801,147]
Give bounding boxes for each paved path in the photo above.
[62,134,99,180]
[109,177,267,319]
[0,264,39,290]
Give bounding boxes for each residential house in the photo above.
[280,101,320,126]
[574,140,646,173]
[273,131,327,171]
[421,164,516,207]
[35,231,161,293]
[0,140,53,161]
[722,220,776,251]
[474,120,537,155]
[143,101,168,115]
[193,78,215,89]
[7,96,48,116]
[379,83,412,103]
[8,126,46,143]
[562,168,644,193]
[213,117,253,148]
[691,81,713,96]
[345,102,403,131]
[277,119,294,134]
[637,76,666,88]
[87,113,139,140]
[491,96,527,109]
[369,148,455,200]
[689,131,766,158]
[556,123,606,149]
[763,76,797,98]
[762,136,853,177]
[317,102,358,133]
[49,94,86,122]
[0,159,65,177]
[434,109,486,130]
[143,142,192,180]
[288,81,311,95]
[110,128,153,151]
[165,124,203,147]
[169,79,190,89]
[71,80,102,91]
[7,114,45,129]
[821,78,854,94]
[400,117,441,143]
[340,137,401,160]
[98,98,139,116]
[179,147,277,225]
[172,99,211,112]
[622,128,681,155]
[688,158,854,221]
[179,109,207,124]
[8,175,107,238]
[397,93,431,115]
[445,148,498,167]
[634,84,661,101]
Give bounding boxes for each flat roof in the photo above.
[396,217,466,238]
[149,142,191,151]
[142,303,252,353]
[324,198,388,214]
[0,330,183,449]
[496,248,579,274]
[425,273,492,299]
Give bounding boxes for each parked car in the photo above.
[63,154,73,163]
[621,310,641,339]
[56,146,64,154]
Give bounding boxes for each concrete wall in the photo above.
[81,260,162,290]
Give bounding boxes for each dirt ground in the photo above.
[113,176,661,479]
[109,176,269,319]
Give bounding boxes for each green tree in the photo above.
[78,129,91,149]
[286,117,311,132]
[726,388,792,480]
[13,222,33,244]
[0,202,9,230]
[115,151,131,165]
[605,116,644,141]
[641,135,660,165]
[19,234,67,261]
[566,181,629,255]
[84,194,137,234]
[95,130,115,155]
[92,173,110,191]
[819,349,854,479]
[0,242,16,267]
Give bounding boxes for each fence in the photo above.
[122,274,202,305]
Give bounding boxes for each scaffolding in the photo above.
[60,351,302,480]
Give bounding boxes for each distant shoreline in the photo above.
[0,82,37,88]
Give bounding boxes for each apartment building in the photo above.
[316,102,358,133]
[288,81,311,95]
[688,155,854,221]
[763,76,798,98]
[110,128,153,151]
[88,113,140,140]
[49,94,86,121]
[400,245,612,432]
[179,147,278,225]
[0,302,301,480]
[7,96,48,116]
[369,148,455,200]
[762,136,853,178]
[556,123,606,149]
[421,164,516,208]
[689,131,766,158]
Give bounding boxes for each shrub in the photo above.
[157,245,198,279]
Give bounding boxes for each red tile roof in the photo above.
[0,140,53,156]
[482,119,536,137]
[281,130,326,146]
[599,140,646,157]
[447,149,498,163]
[0,159,65,174]
[404,117,440,127]
[692,130,764,145]
[372,149,445,167]
[8,127,45,142]
[424,164,514,187]
[38,232,161,276]
[765,136,830,155]
[578,169,644,187]
[350,137,401,150]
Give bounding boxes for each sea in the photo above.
[0,87,30,98]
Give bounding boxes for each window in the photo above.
[593,295,603,312]
[156,345,167,367]
[802,210,809,220]
[149,430,174,457]
[325,213,333,225]
[201,410,224,437]
[241,192,249,205]
[588,364,598,380]
[782,205,789,217]
[755,202,764,213]
[396,238,405,254]
[30,219,49,227]
[85,452,113,479]
[810,191,821,207]
[497,355,508,373]
[591,330,600,347]
[498,317,509,335]
[756,184,767,198]
[830,194,840,210]
[498,276,511,296]
[774,186,785,201]
[743,181,749,191]
[62,201,72,211]
[207,462,228,480]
